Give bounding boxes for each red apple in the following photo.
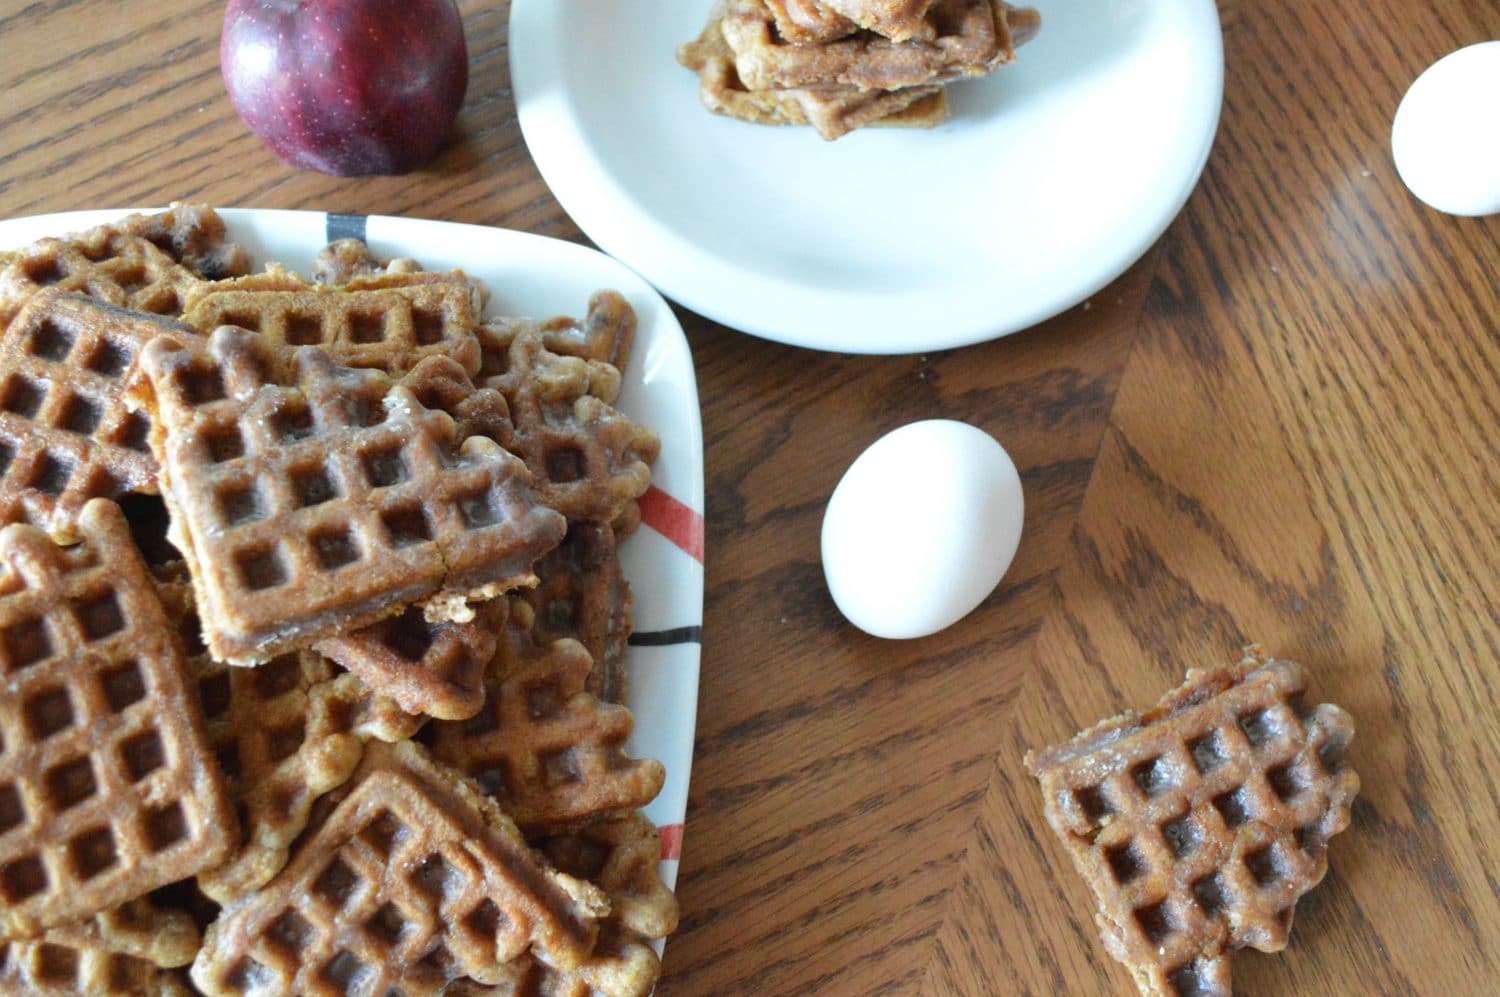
[221,0,469,176]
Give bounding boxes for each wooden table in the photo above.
[3,1,1497,992]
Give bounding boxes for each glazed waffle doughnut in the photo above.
[513,521,634,704]
[130,327,565,664]
[0,500,235,938]
[1024,653,1359,997]
[722,0,1033,92]
[190,740,610,995]
[475,304,659,527]
[315,597,506,722]
[0,204,250,326]
[677,10,949,139]
[428,630,664,833]
[0,289,198,540]
[182,270,483,379]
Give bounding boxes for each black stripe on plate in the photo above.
[326,213,367,243]
[628,627,702,647]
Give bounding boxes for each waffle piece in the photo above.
[537,814,679,943]
[429,630,664,833]
[0,893,202,993]
[765,0,857,43]
[473,300,659,527]
[0,500,235,938]
[1024,653,1360,997]
[512,522,633,704]
[0,204,250,326]
[0,289,198,539]
[190,740,610,995]
[677,12,949,139]
[826,0,936,40]
[312,238,425,286]
[316,597,507,722]
[181,268,483,379]
[722,0,1036,92]
[444,922,661,997]
[130,327,565,664]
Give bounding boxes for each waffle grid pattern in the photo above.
[183,278,481,378]
[0,501,233,937]
[430,634,664,832]
[1028,658,1359,997]
[191,742,607,996]
[0,289,195,538]
[137,327,563,662]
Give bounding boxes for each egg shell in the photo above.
[1391,41,1500,218]
[821,420,1024,639]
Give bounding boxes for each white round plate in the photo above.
[510,0,1223,354]
[0,209,705,902]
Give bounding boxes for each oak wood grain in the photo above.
[0,0,1496,994]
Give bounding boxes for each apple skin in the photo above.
[221,0,469,176]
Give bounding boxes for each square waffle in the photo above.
[181,269,483,379]
[0,288,198,540]
[1024,653,1359,996]
[129,326,566,664]
[428,629,664,833]
[0,499,235,938]
[677,13,949,139]
[721,0,1031,92]
[0,204,251,326]
[190,740,610,995]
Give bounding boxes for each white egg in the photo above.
[1391,41,1500,217]
[821,420,1024,639]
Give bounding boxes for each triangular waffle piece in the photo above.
[181,265,483,378]
[428,630,664,833]
[472,298,659,526]
[512,522,634,704]
[316,597,506,722]
[190,740,609,995]
[154,564,423,903]
[1024,653,1359,997]
[129,326,565,664]
[677,11,948,139]
[0,499,235,938]
[0,204,251,325]
[721,0,1037,92]
[0,288,198,539]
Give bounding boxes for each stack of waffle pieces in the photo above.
[0,206,678,995]
[678,0,1042,139]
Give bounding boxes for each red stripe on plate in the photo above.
[658,823,684,861]
[639,486,703,564]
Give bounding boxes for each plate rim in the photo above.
[509,0,1226,354]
